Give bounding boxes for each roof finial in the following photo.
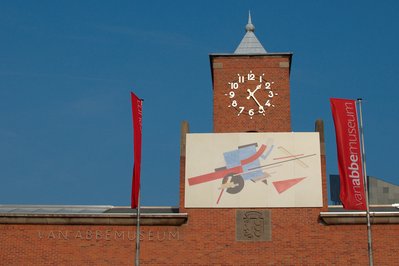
[246,10,255,32]
[234,11,267,54]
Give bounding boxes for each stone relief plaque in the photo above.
[236,210,271,241]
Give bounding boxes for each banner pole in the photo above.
[357,98,373,266]
[135,190,141,266]
[130,93,143,266]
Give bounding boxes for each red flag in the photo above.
[330,98,366,210]
[131,92,143,209]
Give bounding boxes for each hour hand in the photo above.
[246,85,261,100]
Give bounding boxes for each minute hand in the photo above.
[246,85,262,107]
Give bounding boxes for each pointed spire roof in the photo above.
[234,11,267,54]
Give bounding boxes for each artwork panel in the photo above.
[185,133,323,208]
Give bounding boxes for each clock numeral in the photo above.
[229,91,235,98]
[238,106,245,115]
[238,75,245,83]
[232,100,238,107]
[258,106,265,113]
[265,100,271,107]
[230,82,239,89]
[248,109,255,116]
[268,91,274,98]
[248,71,255,81]
[265,82,271,89]
[260,73,265,83]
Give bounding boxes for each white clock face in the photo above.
[225,70,277,119]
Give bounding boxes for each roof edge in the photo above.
[210,52,293,57]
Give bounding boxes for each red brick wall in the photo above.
[1,215,399,265]
[211,55,291,133]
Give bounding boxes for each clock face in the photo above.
[225,70,277,119]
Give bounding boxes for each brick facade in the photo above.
[1,208,399,265]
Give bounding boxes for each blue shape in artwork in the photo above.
[223,144,265,181]
[223,150,240,168]
[261,145,274,160]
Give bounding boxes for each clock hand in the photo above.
[252,96,263,109]
[253,84,261,94]
[246,89,253,99]
[246,85,263,108]
[246,85,261,99]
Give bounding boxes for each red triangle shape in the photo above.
[273,177,306,194]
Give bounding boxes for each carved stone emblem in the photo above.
[236,210,271,241]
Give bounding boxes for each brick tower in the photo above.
[210,13,292,133]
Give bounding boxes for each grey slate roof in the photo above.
[0,205,113,214]
[234,12,267,54]
[0,205,186,225]
[0,204,179,214]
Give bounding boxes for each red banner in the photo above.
[131,92,143,209]
[330,98,366,210]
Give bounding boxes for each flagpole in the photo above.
[130,93,143,266]
[135,190,141,266]
[357,98,373,266]
[135,97,143,266]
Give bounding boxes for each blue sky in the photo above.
[1,1,398,207]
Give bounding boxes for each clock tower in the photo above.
[210,13,292,133]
